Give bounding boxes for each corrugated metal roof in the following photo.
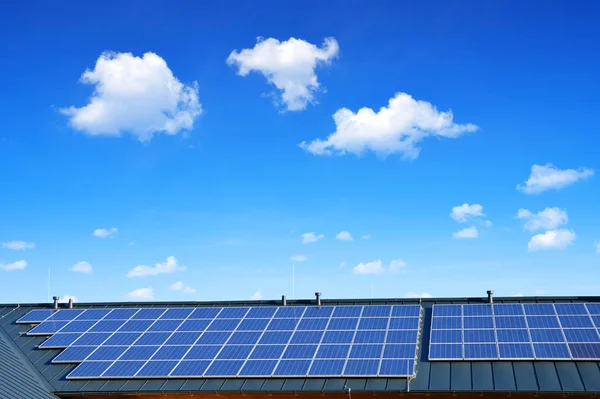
[1,297,600,396]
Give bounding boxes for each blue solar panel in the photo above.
[555,303,588,315]
[282,345,318,359]
[103,309,138,320]
[152,345,191,360]
[217,308,249,319]
[524,303,556,315]
[322,330,354,344]
[387,330,418,343]
[463,317,494,329]
[290,330,323,344]
[349,344,383,359]
[132,308,166,319]
[225,331,261,345]
[344,359,380,375]
[137,361,178,377]
[430,329,462,344]
[389,317,419,330]
[249,345,285,359]
[332,305,362,317]
[189,308,221,319]
[46,309,84,321]
[380,359,415,376]
[309,359,345,375]
[166,331,203,345]
[135,332,171,345]
[315,344,349,359]
[103,361,145,377]
[217,345,254,360]
[327,317,358,330]
[237,318,270,331]
[496,329,530,343]
[267,318,298,331]
[68,361,113,378]
[29,320,70,335]
[527,315,561,329]
[258,331,292,344]
[358,317,388,330]
[121,346,159,361]
[57,320,95,333]
[239,359,278,376]
[185,345,221,360]
[563,329,600,343]
[392,305,421,317]
[104,333,141,346]
[208,318,242,331]
[303,306,334,318]
[383,344,415,358]
[178,319,210,331]
[354,330,386,343]
[559,315,594,328]
[77,309,112,320]
[433,305,462,317]
[493,304,524,316]
[429,343,462,359]
[53,346,96,362]
[274,359,311,376]
[119,319,154,332]
[464,343,498,359]
[171,360,211,376]
[569,343,600,359]
[274,307,305,318]
[586,303,600,315]
[73,333,111,346]
[495,316,527,329]
[533,343,571,358]
[463,329,495,343]
[205,360,244,376]
[40,333,82,348]
[432,317,462,329]
[297,318,329,330]
[161,308,194,319]
[16,309,56,324]
[361,305,391,317]
[89,320,125,332]
[245,307,277,318]
[149,319,184,332]
[498,343,534,358]
[87,346,127,361]
[462,304,493,316]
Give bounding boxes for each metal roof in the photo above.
[1,296,600,396]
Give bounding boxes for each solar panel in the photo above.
[20,304,423,379]
[429,303,600,361]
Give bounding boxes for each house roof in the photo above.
[1,296,600,396]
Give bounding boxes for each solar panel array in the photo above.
[18,305,422,379]
[429,303,600,360]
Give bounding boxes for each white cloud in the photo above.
[482,220,493,228]
[70,261,92,274]
[250,291,262,300]
[389,259,407,273]
[300,92,478,158]
[62,52,201,141]
[535,289,546,295]
[169,281,196,294]
[336,231,353,241]
[517,163,594,194]
[301,232,324,244]
[453,226,478,239]
[517,207,568,231]
[290,254,307,262]
[450,203,485,223]
[353,260,386,275]
[0,260,27,271]
[59,295,79,303]
[361,234,371,240]
[93,228,117,238]
[227,37,339,111]
[339,261,346,269]
[596,242,600,254]
[528,229,576,251]
[513,293,524,297]
[1,241,35,250]
[128,287,154,300]
[405,292,433,298]
[127,256,187,277]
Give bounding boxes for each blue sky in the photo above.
[1,0,599,304]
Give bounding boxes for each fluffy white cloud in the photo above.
[59,295,79,303]
[1,241,35,250]
[517,207,568,231]
[250,291,262,300]
[450,203,485,223]
[227,37,339,111]
[93,228,117,238]
[0,260,27,271]
[169,281,196,294]
[389,259,407,273]
[353,260,386,275]
[453,226,479,239]
[406,292,433,298]
[127,256,186,277]
[301,232,324,244]
[528,229,576,251]
[128,287,154,300]
[517,164,594,194]
[62,52,201,141]
[70,261,92,274]
[300,92,478,158]
[336,231,353,241]
[290,254,307,262]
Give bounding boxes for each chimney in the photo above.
[281,295,287,306]
[315,292,322,307]
[53,296,60,310]
[487,290,494,304]
[68,298,74,309]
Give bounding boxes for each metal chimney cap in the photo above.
[486,290,494,295]
[53,296,60,300]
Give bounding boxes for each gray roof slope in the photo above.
[1,297,600,396]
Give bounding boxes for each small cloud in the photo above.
[405,292,433,299]
[127,256,186,277]
[336,231,353,241]
[518,163,594,194]
[250,291,262,300]
[0,260,27,271]
[513,293,524,297]
[595,242,600,254]
[301,232,324,244]
[70,261,92,274]
[528,229,575,251]
[129,241,135,246]
[453,226,479,239]
[339,261,346,269]
[59,295,78,303]
[450,203,485,223]
[1,241,35,250]
[389,259,407,273]
[290,254,307,262]
[93,228,117,238]
[482,220,493,228]
[361,234,371,240]
[353,260,386,275]
[535,289,546,295]
[517,207,568,231]
[169,281,196,294]
[128,287,154,300]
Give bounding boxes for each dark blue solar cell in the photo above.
[171,360,211,376]
[563,329,600,343]
[134,332,172,345]
[349,344,383,359]
[433,305,462,317]
[303,306,334,318]
[463,329,496,343]
[250,345,286,359]
[361,306,391,317]
[104,333,141,346]
[152,345,191,360]
[529,329,565,343]
[309,359,345,375]
[297,318,329,331]
[239,360,278,376]
[327,318,358,330]
[380,359,415,376]
[77,309,112,320]
[87,346,127,361]
[358,318,388,330]
[391,305,421,317]
[569,343,600,359]
[429,343,462,359]
[498,343,534,358]
[332,306,363,318]
[17,309,55,323]
[290,331,324,344]
[148,319,184,332]
[586,303,600,315]
[463,304,493,316]
[495,316,527,329]
[72,333,111,346]
[217,308,249,319]
[137,360,178,377]
[344,359,380,375]
[258,331,292,345]
[29,321,70,335]
[464,343,498,359]
[161,308,194,319]
[103,308,139,320]
[389,317,419,330]
[245,307,277,318]
[53,346,96,362]
[354,330,386,344]
[526,316,560,329]
[431,317,461,329]
[533,343,571,358]
[493,304,524,316]
[559,315,594,328]
[555,303,588,315]
[166,331,203,345]
[189,308,221,319]
[40,333,82,348]
[217,345,254,360]
[283,345,318,359]
[204,360,244,376]
[524,303,556,316]
[67,361,113,378]
[208,319,241,331]
[46,309,85,321]
[387,330,418,344]
[119,319,154,332]
[237,318,270,331]
[274,359,311,376]
[195,331,232,345]
[267,319,299,331]
[463,317,494,329]
[88,320,126,332]
[430,329,461,344]
[383,344,415,358]
[178,319,211,332]
[185,345,221,360]
[496,329,530,343]
[121,346,160,361]
[322,331,355,344]
[592,316,600,328]
[131,308,167,319]
[316,344,350,359]
[274,307,306,318]
[103,361,145,377]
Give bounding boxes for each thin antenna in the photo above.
[47,268,50,303]
[292,264,295,300]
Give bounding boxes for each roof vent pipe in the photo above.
[487,290,494,304]
[315,292,321,307]
[53,296,59,310]
[68,298,74,309]
[282,295,287,306]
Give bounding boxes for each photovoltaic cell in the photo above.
[17,309,55,324]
